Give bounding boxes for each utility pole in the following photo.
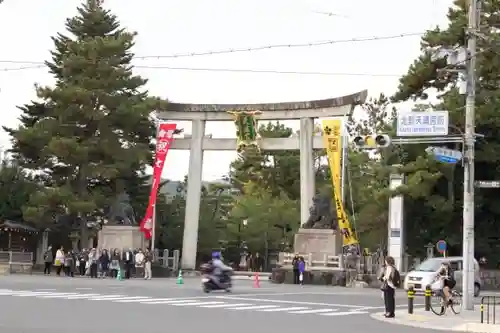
[462,0,479,311]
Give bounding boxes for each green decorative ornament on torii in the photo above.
[227,110,262,152]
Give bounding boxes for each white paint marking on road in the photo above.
[320,311,369,316]
[289,308,338,314]
[104,296,153,302]
[65,294,102,299]
[215,296,364,308]
[259,307,309,312]
[355,304,424,311]
[113,297,153,303]
[75,288,92,290]
[142,299,203,305]
[230,305,280,310]
[172,301,224,307]
[37,293,81,298]
[12,292,59,297]
[88,295,125,300]
[199,303,251,308]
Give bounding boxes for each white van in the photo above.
[403,256,482,297]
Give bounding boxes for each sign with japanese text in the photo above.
[139,123,177,239]
[397,111,449,136]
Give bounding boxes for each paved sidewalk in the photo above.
[371,308,500,332]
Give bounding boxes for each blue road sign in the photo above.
[436,240,447,254]
[425,146,463,164]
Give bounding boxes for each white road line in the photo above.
[320,311,369,316]
[231,305,280,310]
[65,294,101,299]
[142,299,202,305]
[172,301,224,307]
[88,295,125,300]
[13,292,62,297]
[199,303,251,308]
[105,296,153,302]
[215,296,363,308]
[259,307,309,312]
[114,297,153,303]
[37,293,81,298]
[289,309,338,314]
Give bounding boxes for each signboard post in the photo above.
[397,111,449,137]
[425,146,463,164]
[436,240,447,257]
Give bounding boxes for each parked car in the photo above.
[404,256,482,297]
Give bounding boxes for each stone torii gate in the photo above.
[158,90,367,270]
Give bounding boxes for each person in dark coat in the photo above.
[292,253,300,284]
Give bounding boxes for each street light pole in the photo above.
[462,0,479,311]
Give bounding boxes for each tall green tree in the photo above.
[0,161,39,223]
[4,0,163,242]
[230,122,301,200]
[392,0,500,260]
[346,96,450,254]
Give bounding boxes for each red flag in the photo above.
[140,123,177,239]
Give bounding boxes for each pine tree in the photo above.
[5,0,164,241]
[393,0,500,259]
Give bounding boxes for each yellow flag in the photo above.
[322,119,359,248]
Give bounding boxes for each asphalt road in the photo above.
[0,275,455,333]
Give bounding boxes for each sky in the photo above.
[0,0,453,181]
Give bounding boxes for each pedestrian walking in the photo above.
[298,256,305,285]
[43,246,53,275]
[292,253,300,284]
[55,246,65,276]
[144,249,152,280]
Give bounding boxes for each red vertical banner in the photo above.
[140,123,177,239]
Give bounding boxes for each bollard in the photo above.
[425,285,432,311]
[480,303,484,323]
[408,286,415,314]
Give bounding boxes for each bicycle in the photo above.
[430,288,462,315]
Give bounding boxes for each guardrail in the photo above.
[279,252,344,270]
[0,251,34,275]
[0,251,33,264]
[481,295,500,324]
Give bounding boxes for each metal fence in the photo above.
[0,251,33,264]
[481,295,500,324]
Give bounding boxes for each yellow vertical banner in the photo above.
[322,119,359,248]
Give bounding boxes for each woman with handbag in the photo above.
[54,246,65,276]
[380,256,397,318]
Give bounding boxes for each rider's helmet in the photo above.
[212,251,221,260]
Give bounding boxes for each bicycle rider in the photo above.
[436,261,456,305]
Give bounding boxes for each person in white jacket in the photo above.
[135,250,145,278]
[55,246,65,276]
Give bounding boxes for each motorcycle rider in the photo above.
[211,251,233,284]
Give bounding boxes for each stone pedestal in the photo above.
[294,228,341,261]
[97,225,145,251]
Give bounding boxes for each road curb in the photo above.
[370,312,500,332]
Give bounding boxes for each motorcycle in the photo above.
[200,263,232,293]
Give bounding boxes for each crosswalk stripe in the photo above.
[320,311,369,316]
[231,305,279,310]
[114,297,153,303]
[289,309,337,314]
[108,297,153,302]
[142,299,200,304]
[88,295,125,300]
[172,301,224,307]
[65,294,101,299]
[259,307,309,312]
[37,293,80,298]
[12,292,55,297]
[199,303,251,308]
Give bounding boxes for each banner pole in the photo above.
[150,124,160,251]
